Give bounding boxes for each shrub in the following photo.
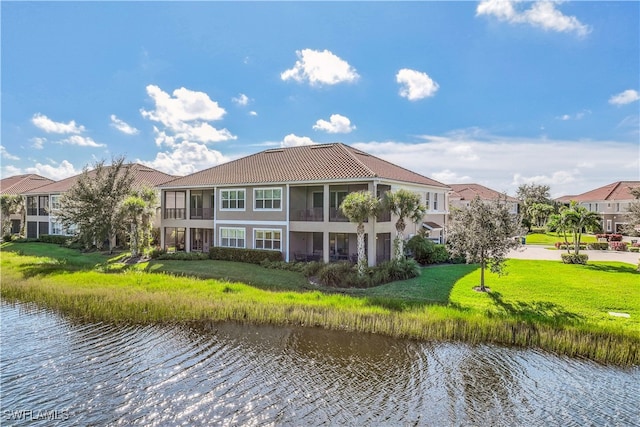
[629,247,640,253]
[561,253,589,264]
[157,251,210,260]
[2,234,12,242]
[38,234,71,245]
[530,227,546,234]
[433,245,451,263]
[609,234,623,242]
[587,243,609,250]
[317,262,356,287]
[374,258,420,282]
[609,241,628,252]
[406,235,436,265]
[209,247,282,264]
[149,248,167,259]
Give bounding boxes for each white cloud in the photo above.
[30,137,46,149]
[141,85,236,145]
[477,0,591,37]
[249,111,258,117]
[281,134,317,148]
[352,131,638,198]
[1,145,20,161]
[6,159,80,181]
[313,114,356,134]
[609,89,640,106]
[58,135,106,148]
[110,115,139,135]
[281,49,360,86]
[140,141,229,176]
[232,93,250,106]
[396,69,439,101]
[31,113,85,134]
[555,110,591,121]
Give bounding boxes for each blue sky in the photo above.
[2,1,638,197]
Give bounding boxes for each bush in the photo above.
[2,234,12,242]
[375,258,420,282]
[157,251,210,260]
[587,243,609,250]
[38,234,71,245]
[209,247,282,265]
[530,227,546,234]
[148,247,166,259]
[561,253,589,264]
[317,262,356,287]
[433,245,451,263]
[555,242,587,250]
[609,241,628,252]
[406,236,451,265]
[595,233,623,242]
[629,247,639,253]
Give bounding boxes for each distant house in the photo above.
[555,181,640,233]
[448,183,520,215]
[22,164,175,239]
[0,174,55,234]
[158,143,450,265]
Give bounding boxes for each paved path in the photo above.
[508,245,639,265]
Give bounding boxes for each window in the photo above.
[255,229,281,250]
[220,227,245,248]
[313,192,324,209]
[164,227,185,252]
[190,190,214,219]
[425,192,431,210]
[165,191,186,219]
[433,193,438,211]
[51,221,63,235]
[255,188,282,210]
[50,195,61,210]
[606,220,612,232]
[26,197,37,215]
[38,196,49,216]
[221,189,245,210]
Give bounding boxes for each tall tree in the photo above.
[0,195,24,236]
[122,195,146,257]
[58,156,134,252]
[384,189,427,260]
[446,196,523,292]
[133,186,159,250]
[623,186,640,237]
[561,201,601,256]
[340,191,379,276]
[527,202,555,228]
[516,183,553,230]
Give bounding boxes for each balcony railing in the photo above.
[164,208,186,220]
[27,208,38,216]
[190,208,214,220]
[291,208,323,221]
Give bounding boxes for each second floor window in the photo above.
[254,188,282,210]
[165,191,186,219]
[221,189,245,210]
[50,195,61,210]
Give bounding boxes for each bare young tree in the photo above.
[447,195,523,292]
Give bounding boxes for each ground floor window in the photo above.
[255,229,281,250]
[27,222,37,238]
[164,227,185,252]
[10,219,20,234]
[51,221,63,235]
[38,222,48,237]
[220,227,245,248]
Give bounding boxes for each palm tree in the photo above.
[384,189,426,260]
[340,191,379,276]
[122,195,146,257]
[562,201,601,255]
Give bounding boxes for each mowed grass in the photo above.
[525,232,598,245]
[1,242,638,365]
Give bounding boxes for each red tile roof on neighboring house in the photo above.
[448,183,519,203]
[556,181,640,203]
[23,163,176,195]
[0,174,55,195]
[160,143,449,188]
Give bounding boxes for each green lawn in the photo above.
[2,242,638,365]
[525,232,598,245]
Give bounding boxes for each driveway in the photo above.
[508,245,639,265]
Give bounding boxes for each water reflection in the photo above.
[2,301,638,426]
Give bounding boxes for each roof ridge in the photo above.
[338,143,377,177]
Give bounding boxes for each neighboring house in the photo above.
[555,181,640,233]
[22,164,176,239]
[159,143,450,265]
[448,183,520,215]
[0,174,55,234]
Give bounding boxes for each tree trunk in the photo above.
[357,223,366,276]
[394,222,405,260]
[480,259,486,292]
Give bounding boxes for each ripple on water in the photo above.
[2,301,639,426]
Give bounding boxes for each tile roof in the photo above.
[161,143,449,188]
[557,181,640,203]
[448,183,519,203]
[24,163,176,195]
[0,174,55,195]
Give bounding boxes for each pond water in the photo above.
[1,301,638,426]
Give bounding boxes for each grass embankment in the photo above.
[525,232,597,246]
[1,243,638,365]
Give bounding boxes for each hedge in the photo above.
[561,253,589,264]
[587,242,609,250]
[38,234,72,245]
[209,247,283,264]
